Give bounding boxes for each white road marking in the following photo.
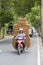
[37,37,40,65]
[0,50,3,52]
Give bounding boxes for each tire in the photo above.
[18,47,20,55]
[29,34,33,37]
[21,50,23,53]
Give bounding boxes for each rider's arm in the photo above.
[15,34,19,39]
[23,33,26,39]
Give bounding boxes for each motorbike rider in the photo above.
[15,28,26,49]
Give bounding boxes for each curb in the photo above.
[39,37,43,65]
[0,36,13,42]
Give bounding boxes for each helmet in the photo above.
[19,28,23,31]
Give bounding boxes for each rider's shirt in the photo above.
[15,33,26,43]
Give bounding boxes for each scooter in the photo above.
[17,37,24,55]
[18,41,23,55]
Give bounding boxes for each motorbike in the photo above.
[16,37,24,55]
[18,41,23,55]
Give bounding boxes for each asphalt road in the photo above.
[0,35,38,65]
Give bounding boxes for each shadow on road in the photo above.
[2,50,31,56]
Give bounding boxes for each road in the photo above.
[0,35,38,65]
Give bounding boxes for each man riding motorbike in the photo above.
[15,28,26,50]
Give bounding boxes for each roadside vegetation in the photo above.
[0,0,41,38]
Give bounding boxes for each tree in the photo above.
[0,0,41,38]
[41,0,43,45]
[25,6,40,30]
[14,0,41,17]
[0,0,14,38]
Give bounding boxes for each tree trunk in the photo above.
[41,0,43,45]
[0,24,1,36]
[2,26,5,39]
[38,27,41,36]
[0,28,1,39]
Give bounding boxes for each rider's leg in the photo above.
[21,42,25,50]
[16,42,18,49]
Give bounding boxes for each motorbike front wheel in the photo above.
[18,47,21,55]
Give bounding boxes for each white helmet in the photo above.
[19,28,23,31]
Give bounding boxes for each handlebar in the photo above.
[16,39,25,40]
